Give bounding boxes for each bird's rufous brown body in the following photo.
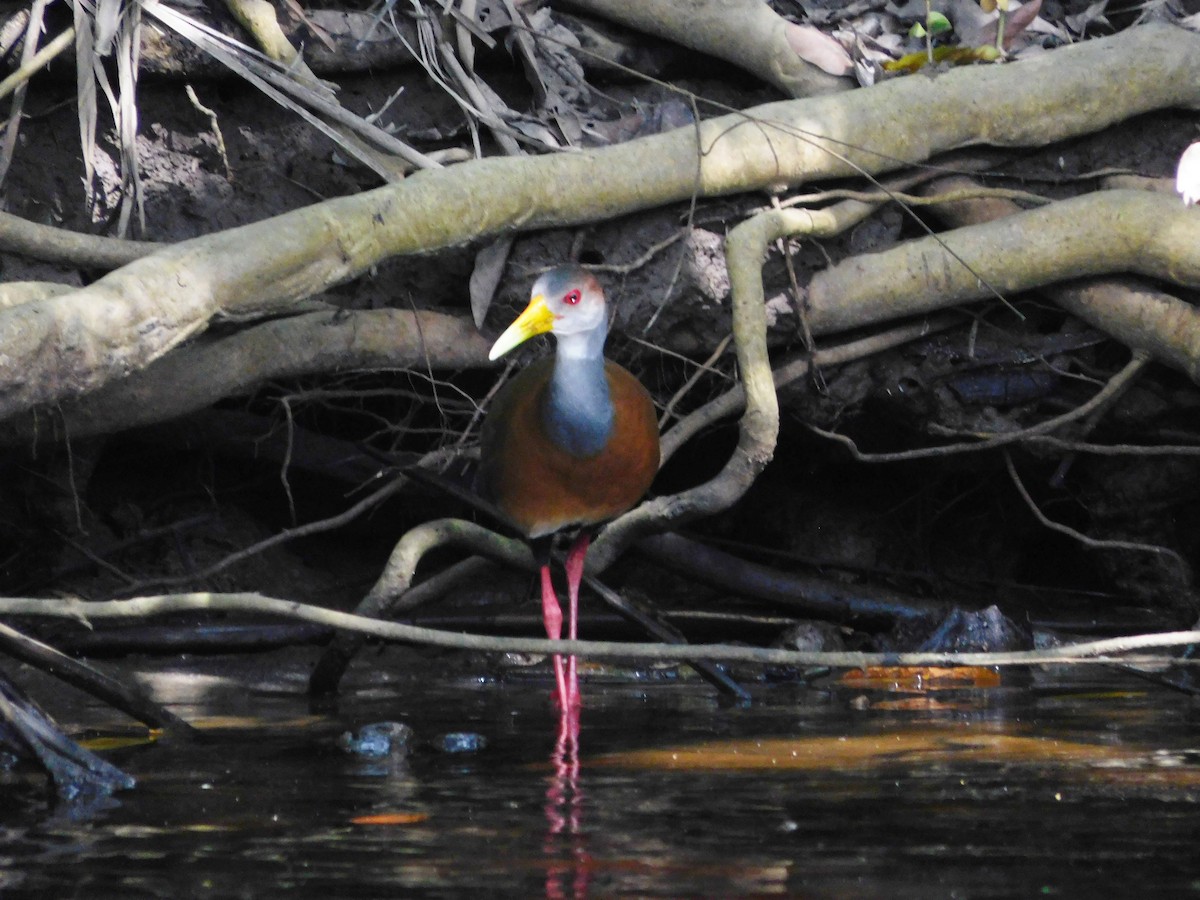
[480,265,660,710]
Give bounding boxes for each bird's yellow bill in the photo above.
[489,295,555,361]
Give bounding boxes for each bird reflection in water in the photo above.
[543,704,588,900]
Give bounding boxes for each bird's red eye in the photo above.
[563,289,582,305]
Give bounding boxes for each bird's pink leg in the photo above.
[540,564,570,711]
[562,533,590,709]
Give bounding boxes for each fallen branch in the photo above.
[308,517,534,693]
[0,621,195,735]
[1,591,1197,668]
[0,668,135,800]
[637,533,949,626]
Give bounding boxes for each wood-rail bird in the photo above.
[479,265,660,710]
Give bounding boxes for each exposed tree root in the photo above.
[0,308,490,448]
[5,16,1200,709]
[0,24,1194,420]
[562,0,853,97]
[920,174,1200,382]
[806,190,1200,345]
[0,210,156,269]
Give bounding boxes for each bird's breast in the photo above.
[479,359,660,538]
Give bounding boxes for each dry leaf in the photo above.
[1065,0,1110,36]
[840,665,1003,690]
[351,812,430,826]
[784,22,854,77]
[470,235,514,328]
[1001,0,1043,48]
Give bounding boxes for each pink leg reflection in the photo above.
[543,703,587,899]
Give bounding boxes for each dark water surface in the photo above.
[2,651,1198,898]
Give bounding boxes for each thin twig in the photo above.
[0,24,73,103]
[590,229,689,276]
[772,194,819,365]
[1003,449,1186,567]
[185,83,232,179]
[778,184,1051,209]
[118,472,407,594]
[1025,436,1200,457]
[658,333,732,429]
[809,352,1152,464]
[0,0,51,189]
[660,315,962,463]
[53,529,139,586]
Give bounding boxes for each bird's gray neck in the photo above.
[544,327,613,457]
